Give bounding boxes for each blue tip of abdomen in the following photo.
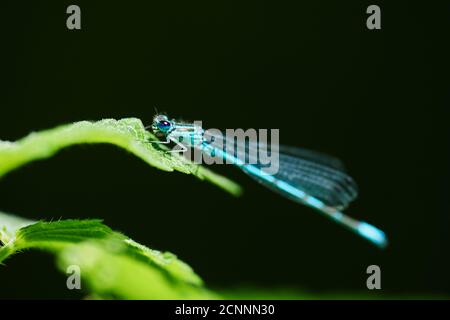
[357,222,388,249]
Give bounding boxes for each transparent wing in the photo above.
[203,131,358,209]
[241,147,358,210]
[278,145,347,171]
[200,131,386,248]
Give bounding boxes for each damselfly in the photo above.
[150,114,388,248]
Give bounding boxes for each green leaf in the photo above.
[0,211,216,299]
[2,213,438,299]
[57,239,216,299]
[0,212,35,262]
[0,118,242,196]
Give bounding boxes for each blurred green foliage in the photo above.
[0,118,242,196]
[0,212,216,299]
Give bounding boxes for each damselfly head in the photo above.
[152,114,173,137]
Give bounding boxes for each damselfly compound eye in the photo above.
[157,120,172,131]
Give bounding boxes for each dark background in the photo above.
[0,1,449,298]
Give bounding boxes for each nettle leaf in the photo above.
[0,212,215,299]
[0,118,242,196]
[57,239,216,299]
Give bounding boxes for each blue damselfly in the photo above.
[150,114,387,248]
